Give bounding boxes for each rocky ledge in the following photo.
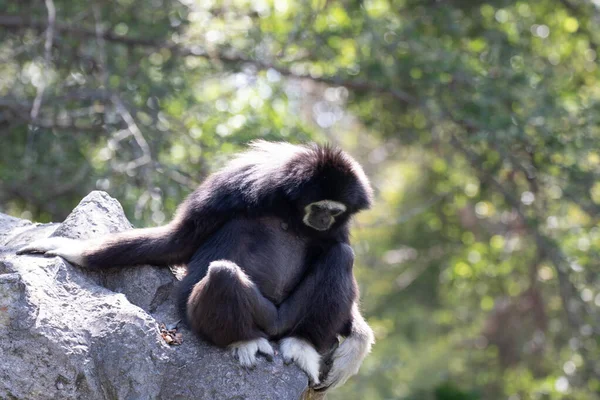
[0,191,312,400]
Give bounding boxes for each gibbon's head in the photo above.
[282,142,373,231]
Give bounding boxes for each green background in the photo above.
[1,0,599,398]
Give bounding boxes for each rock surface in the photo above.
[0,191,309,400]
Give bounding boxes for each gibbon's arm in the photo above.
[17,202,221,268]
[17,172,262,268]
[271,243,356,343]
[269,243,373,390]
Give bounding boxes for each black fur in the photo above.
[78,141,372,354]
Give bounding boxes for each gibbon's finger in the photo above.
[16,245,46,255]
[314,364,349,391]
[17,237,87,266]
[314,309,374,391]
[17,237,74,255]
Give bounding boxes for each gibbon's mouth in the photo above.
[305,216,334,231]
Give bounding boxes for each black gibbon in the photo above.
[18,141,375,390]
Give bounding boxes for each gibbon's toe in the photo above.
[279,337,321,385]
[230,338,274,368]
[256,337,274,362]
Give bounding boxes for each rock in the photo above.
[0,191,309,400]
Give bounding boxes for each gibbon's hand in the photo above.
[17,237,89,266]
[314,304,374,391]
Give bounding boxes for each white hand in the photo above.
[17,237,88,266]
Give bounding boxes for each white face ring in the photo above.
[303,200,347,230]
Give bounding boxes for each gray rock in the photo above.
[0,213,32,245]
[0,212,58,249]
[0,191,309,400]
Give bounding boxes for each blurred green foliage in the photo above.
[1,0,599,398]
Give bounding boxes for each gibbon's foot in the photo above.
[229,338,274,368]
[280,337,321,386]
[17,237,88,266]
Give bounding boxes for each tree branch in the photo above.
[0,14,417,105]
[1,16,594,338]
[0,15,167,48]
[0,95,106,133]
[111,95,152,171]
[448,133,588,333]
[29,0,56,121]
[559,0,599,53]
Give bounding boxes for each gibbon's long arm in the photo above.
[17,198,225,268]
[17,167,277,268]
[267,243,374,390]
[272,243,357,346]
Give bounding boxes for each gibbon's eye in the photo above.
[312,204,326,213]
[328,204,346,217]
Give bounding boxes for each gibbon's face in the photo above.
[303,200,347,231]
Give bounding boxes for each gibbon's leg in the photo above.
[185,260,278,368]
[274,243,358,386]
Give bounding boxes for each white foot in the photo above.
[280,337,321,385]
[17,237,88,266]
[229,338,274,368]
